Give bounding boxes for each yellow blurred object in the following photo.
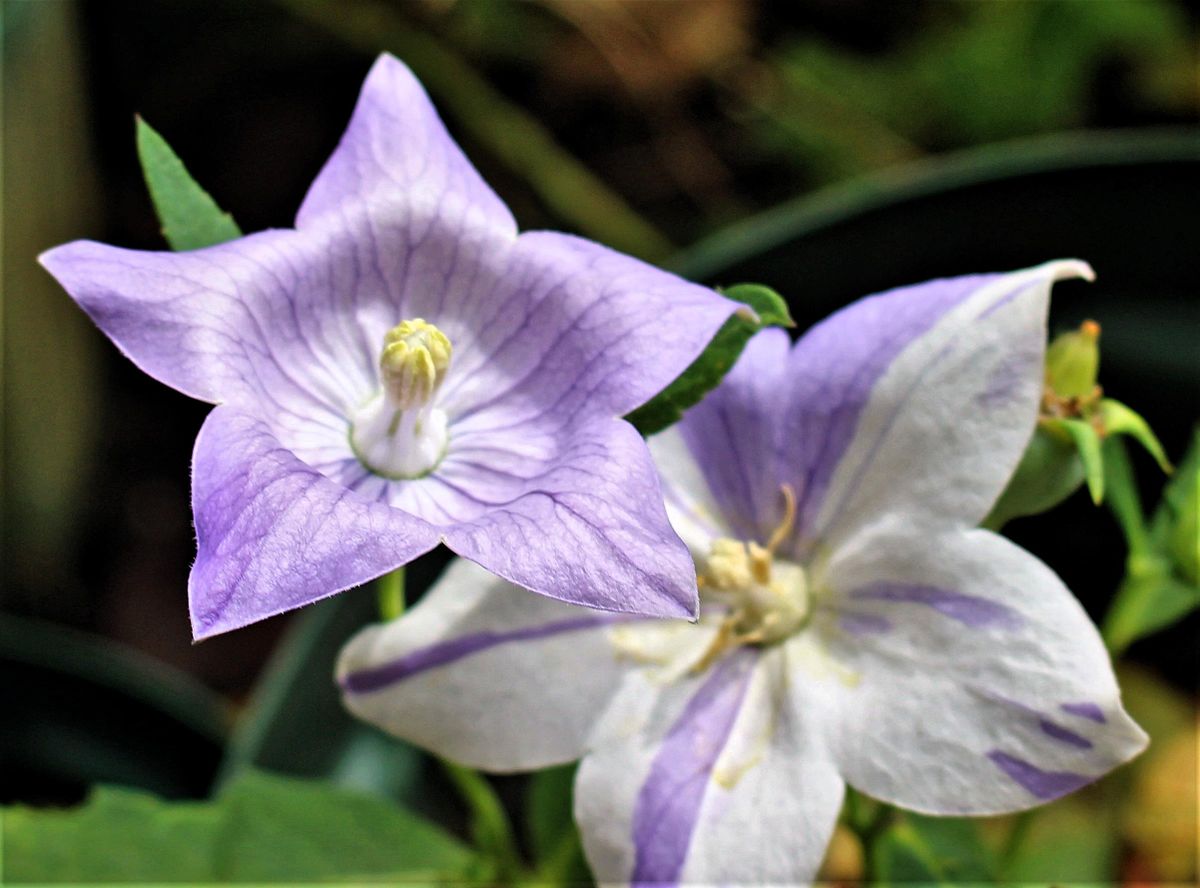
[1124,716,1199,882]
[816,822,864,882]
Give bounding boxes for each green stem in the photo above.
[998,809,1036,877]
[442,760,524,883]
[376,568,406,621]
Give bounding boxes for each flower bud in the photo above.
[1045,319,1100,401]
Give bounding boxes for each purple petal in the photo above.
[296,54,515,236]
[675,328,792,542]
[632,650,756,885]
[439,417,700,619]
[38,233,372,414]
[341,613,632,694]
[443,232,738,425]
[986,750,1096,800]
[189,406,439,639]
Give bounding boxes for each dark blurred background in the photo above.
[3,0,1198,877]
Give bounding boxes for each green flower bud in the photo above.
[1045,319,1100,402]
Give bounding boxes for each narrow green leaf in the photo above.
[1057,418,1104,504]
[1100,398,1173,473]
[626,283,795,436]
[136,116,242,251]
[2,770,477,883]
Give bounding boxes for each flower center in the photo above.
[692,485,808,672]
[349,319,452,479]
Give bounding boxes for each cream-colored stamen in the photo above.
[691,485,809,672]
[350,319,453,479]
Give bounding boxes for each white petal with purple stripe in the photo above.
[809,521,1147,814]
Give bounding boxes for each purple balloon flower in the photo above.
[39,55,738,639]
[338,261,1147,885]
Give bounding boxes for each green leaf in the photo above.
[136,116,241,251]
[3,770,477,883]
[626,283,794,436]
[872,813,996,885]
[1100,397,1173,474]
[1057,418,1105,504]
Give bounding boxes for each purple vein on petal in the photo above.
[631,649,756,887]
[1038,719,1093,750]
[986,750,1095,800]
[1060,702,1107,724]
[836,611,892,636]
[340,614,633,694]
[850,583,1022,629]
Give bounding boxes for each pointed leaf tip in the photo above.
[136,117,242,251]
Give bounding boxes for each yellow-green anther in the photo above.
[380,319,452,409]
[1045,319,1100,400]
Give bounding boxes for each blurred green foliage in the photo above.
[1104,428,1200,653]
[760,1,1195,182]
[3,770,478,883]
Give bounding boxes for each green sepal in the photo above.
[871,813,996,885]
[984,422,1086,528]
[1057,417,1105,504]
[626,283,794,436]
[2,770,478,883]
[136,116,242,251]
[1100,397,1173,474]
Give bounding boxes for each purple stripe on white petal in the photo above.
[341,615,632,694]
[850,583,1022,629]
[987,750,1095,800]
[783,274,1003,546]
[1038,719,1093,750]
[631,650,757,887]
[1061,702,1106,723]
[837,612,892,636]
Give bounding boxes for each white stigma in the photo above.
[350,319,452,479]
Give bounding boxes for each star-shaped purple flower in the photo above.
[40,55,737,639]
